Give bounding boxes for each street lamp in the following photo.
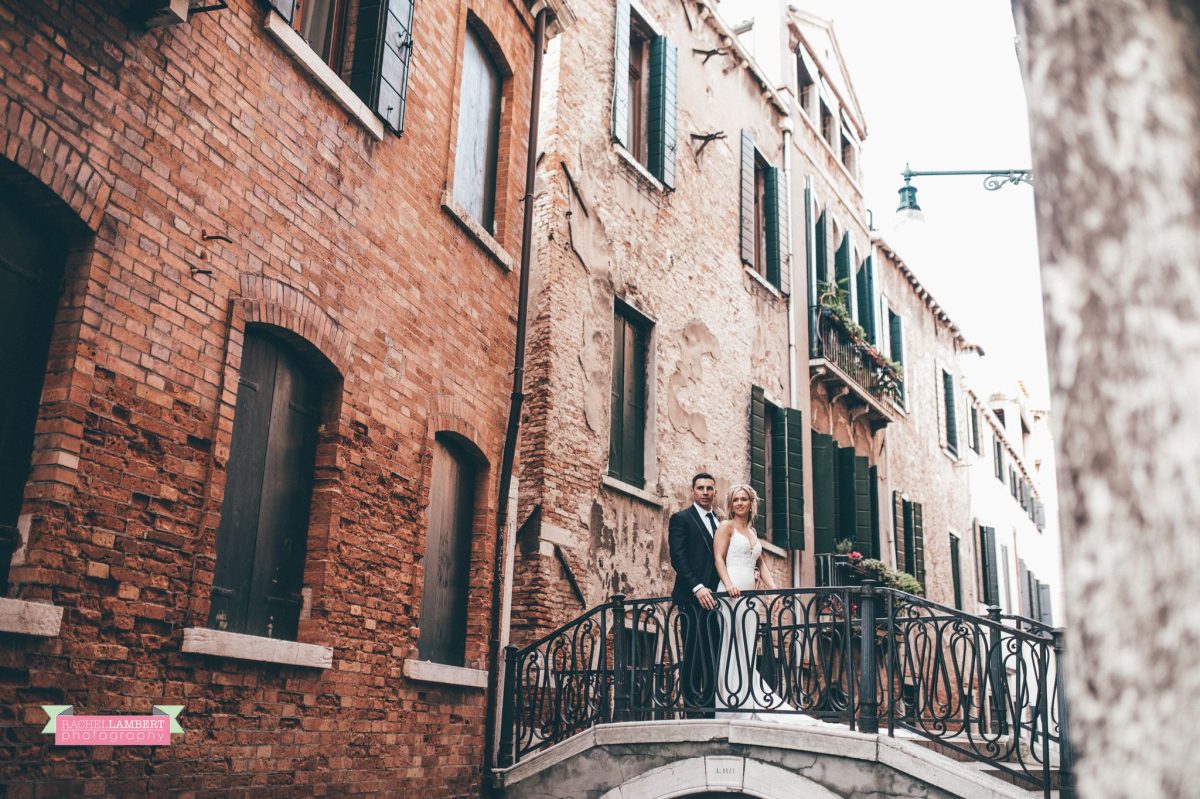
[896,164,1033,223]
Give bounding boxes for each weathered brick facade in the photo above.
[0,0,542,795]
[513,0,797,643]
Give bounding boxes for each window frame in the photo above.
[452,20,509,235]
[608,300,654,489]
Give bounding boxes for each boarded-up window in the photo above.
[453,26,503,233]
[418,435,478,666]
[609,302,650,487]
[209,328,323,640]
[0,188,67,595]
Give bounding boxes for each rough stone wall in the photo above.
[873,248,975,609]
[513,0,794,644]
[0,0,535,795]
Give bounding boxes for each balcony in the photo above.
[809,307,897,430]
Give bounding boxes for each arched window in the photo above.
[0,184,68,595]
[209,327,327,640]
[417,433,481,666]
[452,24,504,233]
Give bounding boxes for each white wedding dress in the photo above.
[716,531,837,728]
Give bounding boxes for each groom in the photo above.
[668,472,721,717]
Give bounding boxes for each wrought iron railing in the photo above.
[810,307,900,403]
[498,584,1072,798]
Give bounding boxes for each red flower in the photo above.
[848,551,863,561]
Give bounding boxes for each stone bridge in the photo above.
[495,720,1032,799]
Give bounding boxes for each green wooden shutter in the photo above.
[785,408,804,549]
[911,501,926,589]
[949,534,963,609]
[777,168,790,296]
[648,36,677,188]
[901,498,914,574]
[622,319,647,486]
[739,130,755,266]
[979,525,999,605]
[612,0,631,147]
[893,490,905,571]
[764,166,783,290]
[864,254,876,343]
[749,385,767,536]
[852,455,871,556]
[814,209,828,289]
[855,257,875,340]
[868,464,880,559]
[769,404,788,547]
[1038,584,1053,626]
[348,0,416,134]
[889,311,905,405]
[812,432,836,554]
[608,312,626,478]
[943,370,958,455]
[834,233,850,294]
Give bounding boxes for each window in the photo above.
[994,438,1005,481]
[209,328,325,640]
[820,100,836,148]
[609,302,651,487]
[613,1,677,187]
[840,131,856,174]
[942,369,958,456]
[969,406,981,454]
[949,533,963,610]
[750,387,803,548]
[796,49,815,120]
[0,186,68,596]
[1000,543,1013,611]
[854,255,876,343]
[453,26,504,233]
[273,0,415,133]
[739,132,788,293]
[891,493,925,587]
[888,309,906,406]
[417,434,480,666]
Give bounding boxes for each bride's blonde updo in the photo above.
[725,484,759,523]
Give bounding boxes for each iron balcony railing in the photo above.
[810,306,901,403]
[498,584,1072,799]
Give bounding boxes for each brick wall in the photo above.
[0,0,537,795]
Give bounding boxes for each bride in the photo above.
[712,485,834,727]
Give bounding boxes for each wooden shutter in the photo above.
[868,465,880,559]
[612,0,631,147]
[1038,583,1054,626]
[749,385,767,536]
[836,447,855,548]
[764,166,783,291]
[453,27,502,230]
[812,432,836,554]
[979,525,999,606]
[609,312,625,478]
[1017,559,1029,616]
[834,233,850,293]
[266,0,295,24]
[814,209,829,289]
[1000,543,1013,610]
[609,309,646,486]
[347,0,416,134]
[889,312,905,405]
[785,408,804,549]
[739,130,755,266]
[648,36,677,188]
[892,490,905,570]
[864,255,876,343]
[901,498,914,574]
[949,534,963,609]
[769,404,788,547]
[855,256,876,341]
[210,330,320,639]
[852,455,871,556]
[911,501,925,588]
[418,437,477,666]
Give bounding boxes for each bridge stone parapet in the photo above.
[495,720,1029,799]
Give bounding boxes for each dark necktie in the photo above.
[705,512,717,537]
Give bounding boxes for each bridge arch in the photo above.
[597,754,840,799]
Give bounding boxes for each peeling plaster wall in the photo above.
[514,0,795,642]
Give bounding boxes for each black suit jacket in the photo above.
[669,506,720,604]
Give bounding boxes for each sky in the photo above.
[786,0,1052,407]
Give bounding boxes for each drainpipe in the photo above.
[483,6,548,795]
[781,118,799,588]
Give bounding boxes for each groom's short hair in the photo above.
[691,471,715,487]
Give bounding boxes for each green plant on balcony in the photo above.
[817,279,869,343]
[852,558,925,596]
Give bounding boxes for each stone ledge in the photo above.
[403,659,488,688]
[614,143,668,193]
[264,11,385,141]
[744,266,784,299]
[181,627,333,669]
[601,475,664,507]
[440,190,515,272]
[0,598,63,637]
